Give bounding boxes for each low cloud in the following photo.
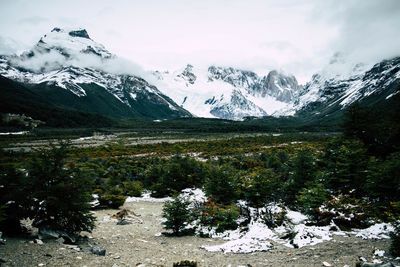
[18,16,49,25]
[314,0,400,65]
[0,36,23,55]
[9,47,151,81]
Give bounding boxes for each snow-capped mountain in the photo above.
[281,55,400,118]
[152,64,302,119]
[1,27,398,122]
[0,28,191,120]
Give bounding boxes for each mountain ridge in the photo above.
[0,27,399,124]
[0,28,191,120]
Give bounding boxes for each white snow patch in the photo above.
[285,224,333,248]
[0,131,29,135]
[90,194,99,208]
[180,188,207,204]
[286,210,308,224]
[202,238,273,254]
[386,91,400,99]
[125,192,172,203]
[372,259,383,264]
[374,249,385,257]
[354,223,394,239]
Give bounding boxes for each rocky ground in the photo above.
[0,200,398,267]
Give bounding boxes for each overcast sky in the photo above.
[0,0,399,83]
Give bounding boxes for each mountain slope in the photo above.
[290,56,400,124]
[0,28,191,121]
[0,75,115,128]
[1,27,398,124]
[152,65,301,119]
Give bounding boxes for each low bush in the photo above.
[204,165,238,204]
[0,166,30,234]
[98,194,127,209]
[28,142,96,236]
[262,206,287,228]
[173,260,197,267]
[162,197,194,235]
[297,180,327,221]
[312,194,370,229]
[123,181,143,197]
[199,200,240,233]
[390,219,400,257]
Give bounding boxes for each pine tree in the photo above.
[28,142,95,236]
[162,197,193,235]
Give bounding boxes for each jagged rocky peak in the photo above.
[264,70,300,92]
[68,29,91,39]
[19,27,113,62]
[208,66,257,80]
[258,70,301,103]
[51,27,91,39]
[207,66,259,90]
[209,89,267,119]
[177,64,196,84]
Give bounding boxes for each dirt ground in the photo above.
[0,200,397,267]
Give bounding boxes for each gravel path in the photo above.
[0,201,395,267]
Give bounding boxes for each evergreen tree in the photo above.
[0,166,31,234]
[205,165,238,204]
[242,169,281,208]
[162,197,193,235]
[366,152,400,203]
[297,179,327,221]
[285,148,317,204]
[28,142,95,235]
[322,138,369,195]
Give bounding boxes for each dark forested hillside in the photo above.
[0,75,114,128]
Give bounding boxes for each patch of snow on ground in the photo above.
[202,238,273,254]
[125,192,172,203]
[374,249,385,257]
[0,131,29,135]
[129,190,396,254]
[180,188,207,203]
[286,210,308,224]
[286,224,333,248]
[354,223,394,239]
[90,194,99,207]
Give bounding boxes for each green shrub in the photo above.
[284,148,317,204]
[240,169,281,208]
[0,166,30,234]
[199,201,240,233]
[205,165,238,204]
[173,260,197,267]
[262,206,287,228]
[322,138,369,195]
[297,180,327,221]
[28,142,96,236]
[123,181,143,197]
[107,186,124,195]
[162,197,194,235]
[366,152,400,203]
[390,219,400,257]
[315,194,370,229]
[214,205,240,233]
[144,156,208,197]
[98,194,127,209]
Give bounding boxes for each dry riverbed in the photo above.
[0,200,397,267]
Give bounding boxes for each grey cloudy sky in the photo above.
[0,0,399,83]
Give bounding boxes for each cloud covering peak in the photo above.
[0,0,399,83]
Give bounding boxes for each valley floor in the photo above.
[0,200,396,267]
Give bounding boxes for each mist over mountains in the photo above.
[0,27,399,125]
